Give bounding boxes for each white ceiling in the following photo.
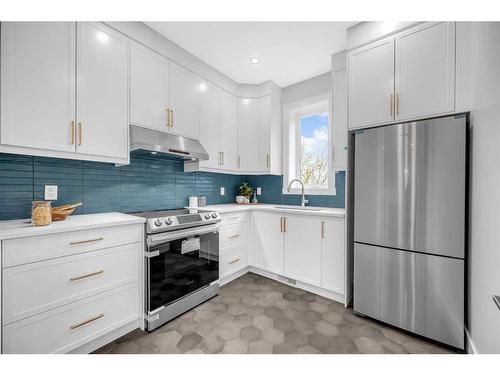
[145,22,355,88]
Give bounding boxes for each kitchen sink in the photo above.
[274,206,323,211]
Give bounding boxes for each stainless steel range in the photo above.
[133,208,221,331]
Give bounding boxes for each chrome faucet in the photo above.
[287,179,309,207]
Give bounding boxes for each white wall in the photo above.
[456,22,500,354]
[282,72,331,104]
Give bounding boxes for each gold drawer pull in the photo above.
[70,121,75,145]
[227,234,240,239]
[70,269,104,282]
[70,313,104,330]
[78,122,83,145]
[70,237,104,245]
[228,258,240,264]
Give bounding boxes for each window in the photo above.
[283,93,335,195]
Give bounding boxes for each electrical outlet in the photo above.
[220,187,225,196]
[257,187,262,195]
[44,185,58,200]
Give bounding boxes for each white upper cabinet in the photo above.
[76,22,129,162]
[284,214,322,287]
[395,22,456,121]
[347,22,456,129]
[257,95,271,171]
[331,63,347,170]
[1,22,76,153]
[169,63,199,139]
[321,217,345,294]
[130,42,170,131]
[238,98,260,172]
[198,82,221,169]
[219,90,238,171]
[348,38,395,129]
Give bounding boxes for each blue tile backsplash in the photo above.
[0,152,345,220]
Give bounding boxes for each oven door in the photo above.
[146,224,219,315]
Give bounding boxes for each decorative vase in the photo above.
[236,196,245,204]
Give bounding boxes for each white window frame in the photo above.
[282,92,336,196]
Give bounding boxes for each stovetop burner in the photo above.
[132,208,220,234]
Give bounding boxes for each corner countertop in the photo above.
[190,204,345,218]
[0,212,146,241]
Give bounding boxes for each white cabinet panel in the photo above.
[284,214,322,287]
[252,211,284,274]
[258,95,271,171]
[238,98,259,171]
[395,22,455,120]
[1,22,76,152]
[332,69,347,170]
[219,91,238,170]
[169,63,199,139]
[198,82,221,169]
[130,42,170,131]
[348,38,395,128]
[76,22,128,162]
[321,217,345,294]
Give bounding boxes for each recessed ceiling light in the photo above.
[96,31,109,43]
[199,83,207,92]
[249,57,261,64]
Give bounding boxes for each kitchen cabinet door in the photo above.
[130,42,170,131]
[395,22,455,121]
[332,68,347,170]
[258,95,271,172]
[76,22,129,163]
[238,98,259,172]
[283,214,322,287]
[252,211,284,275]
[198,82,221,169]
[321,217,345,294]
[169,63,199,139]
[348,38,395,129]
[219,90,239,171]
[1,22,76,152]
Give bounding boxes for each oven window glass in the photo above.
[148,231,219,312]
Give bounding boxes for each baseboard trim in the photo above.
[219,267,250,286]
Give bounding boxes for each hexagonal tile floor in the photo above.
[93,273,454,354]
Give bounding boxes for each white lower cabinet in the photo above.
[251,211,284,275]
[218,212,250,281]
[321,217,345,294]
[283,215,322,287]
[1,221,144,354]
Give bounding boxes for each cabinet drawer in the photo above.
[2,224,143,267]
[2,282,141,354]
[2,242,142,324]
[219,222,248,253]
[220,247,248,279]
[220,211,248,226]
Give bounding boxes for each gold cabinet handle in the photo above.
[283,216,287,232]
[170,109,174,128]
[227,234,240,239]
[228,258,240,264]
[70,121,75,145]
[78,122,83,145]
[70,270,104,282]
[166,108,170,128]
[280,217,283,232]
[390,94,394,116]
[238,155,241,168]
[70,237,104,245]
[70,313,104,330]
[321,221,325,239]
[396,93,400,115]
[266,154,270,168]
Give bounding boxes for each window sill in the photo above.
[282,188,337,196]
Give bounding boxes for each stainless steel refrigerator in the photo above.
[353,114,467,349]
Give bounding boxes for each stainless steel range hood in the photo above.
[130,125,209,161]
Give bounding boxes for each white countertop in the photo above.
[191,204,345,218]
[0,212,146,241]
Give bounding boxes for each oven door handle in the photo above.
[146,223,219,248]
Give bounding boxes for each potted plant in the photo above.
[237,182,254,204]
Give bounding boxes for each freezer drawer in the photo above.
[354,115,466,258]
[354,242,464,349]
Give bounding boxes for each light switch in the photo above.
[220,187,225,196]
[44,185,58,200]
[257,187,262,195]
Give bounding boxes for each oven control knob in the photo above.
[204,213,211,219]
[211,212,218,219]
[153,218,162,227]
[165,217,173,225]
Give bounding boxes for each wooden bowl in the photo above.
[51,207,75,221]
